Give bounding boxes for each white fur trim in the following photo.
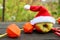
[30,16,56,25]
[24,5,30,10]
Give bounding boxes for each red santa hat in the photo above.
[24,5,56,25]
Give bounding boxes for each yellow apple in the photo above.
[35,22,53,33]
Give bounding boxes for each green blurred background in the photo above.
[0,0,3,21]
[0,0,60,22]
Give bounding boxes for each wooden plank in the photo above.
[0,29,60,40]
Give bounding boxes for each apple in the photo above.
[23,22,34,33]
[35,22,53,33]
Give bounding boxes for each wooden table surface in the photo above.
[0,22,60,40]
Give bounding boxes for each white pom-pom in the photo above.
[24,5,30,10]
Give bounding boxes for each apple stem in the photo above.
[0,33,7,38]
